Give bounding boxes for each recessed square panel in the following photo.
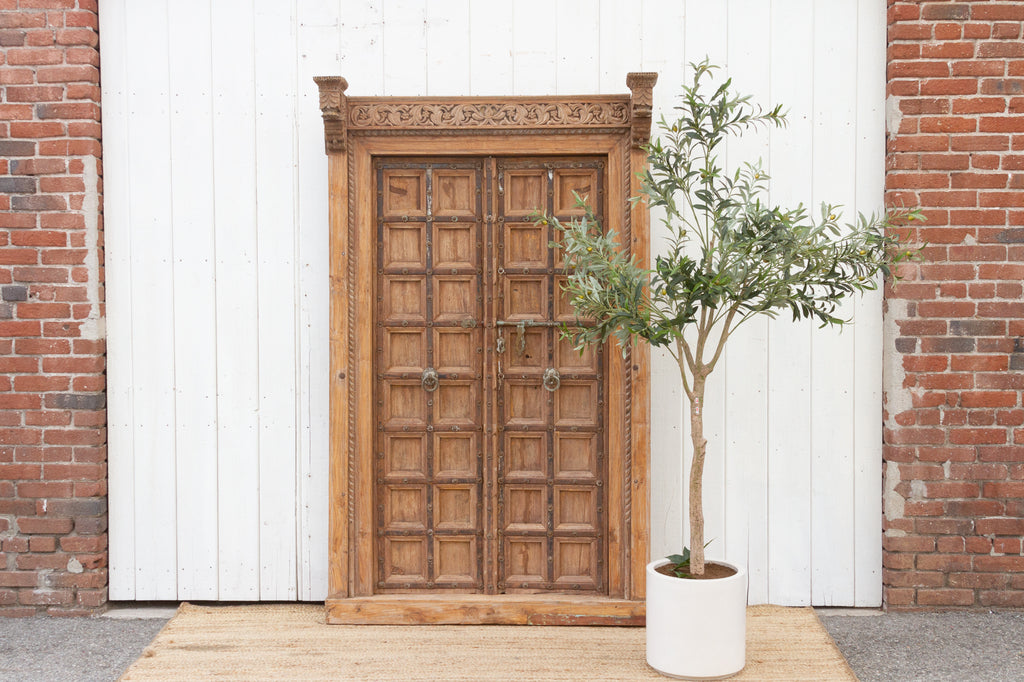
[383,329,426,374]
[435,381,478,427]
[433,170,476,216]
[554,434,597,480]
[383,277,426,323]
[556,335,598,373]
[506,485,545,532]
[434,536,478,584]
[435,433,477,478]
[505,328,546,372]
[553,538,598,588]
[384,485,427,530]
[554,275,589,322]
[555,382,599,427]
[504,171,545,215]
[554,486,597,532]
[384,382,427,427]
[504,277,547,320]
[384,434,427,479]
[504,537,546,584]
[435,484,477,531]
[507,433,546,478]
[435,328,477,374]
[505,224,548,268]
[383,537,427,586]
[505,381,545,427]
[554,170,598,215]
[434,225,476,270]
[383,171,426,215]
[434,276,477,323]
[382,223,426,270]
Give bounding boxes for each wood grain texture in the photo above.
[326,595,645,625]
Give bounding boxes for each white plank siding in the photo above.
[102,0,888,606]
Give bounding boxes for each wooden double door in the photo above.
[375,156,608,595]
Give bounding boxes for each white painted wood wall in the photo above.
[101,0,886,606]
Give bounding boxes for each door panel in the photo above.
[374,156,606,595]
[494,157,606,594]
[375,159,486,592]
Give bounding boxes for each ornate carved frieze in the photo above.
[313,73,659,152]
[626,72,659,149]
[347,100,630,129]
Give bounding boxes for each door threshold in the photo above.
[325,594,645,625]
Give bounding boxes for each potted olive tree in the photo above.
[546,60,919,679]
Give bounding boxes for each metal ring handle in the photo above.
[421,367,439,393]
[542,367,560,392]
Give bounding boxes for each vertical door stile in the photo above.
[484,157,498,596]
[424,165,435,591]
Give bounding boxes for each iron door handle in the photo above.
[543,367,560,392]
[421,367,439,392]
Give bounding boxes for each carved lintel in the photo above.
[314,76,349,154]
[346,99,631,130]
[626,72,658,149]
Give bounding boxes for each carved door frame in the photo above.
[315,74,657,625]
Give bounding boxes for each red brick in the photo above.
[979,446,1024,462]
[917,589,976,606]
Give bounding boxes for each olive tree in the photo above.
[547,60,920,576]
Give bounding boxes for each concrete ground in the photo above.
[0,604,1022,681]
[818,608,1024,682]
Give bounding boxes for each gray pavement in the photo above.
[819,608,1024,681]
[0,604,1023,681]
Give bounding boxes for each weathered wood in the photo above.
[317,83,656,618]
[326,595,645,625]
[328,150,348,599]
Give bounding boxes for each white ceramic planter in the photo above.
[646,559,747,680]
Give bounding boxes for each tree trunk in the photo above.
[688,374,707,575]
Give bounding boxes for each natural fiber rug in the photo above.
[120,603,855,681]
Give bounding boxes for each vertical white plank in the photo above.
[338,0,383,95]
[255,0,299,601]
[810,0,859,606]
[124,0,177,600]
[682,0,729,561]
[382,0,427,96]
[470,3,513,95]
[512,0,557,95]
[426,0,470,96]
[723,0,772,604]
[297,2,348,601]
[99,0,135,600]
[767,0,814,607]
[641,0,687,562]
[555,0,599,94]
[853,0,887,608]
[598,0,642,93]
[168,0,219,600]
[212,0,260,600]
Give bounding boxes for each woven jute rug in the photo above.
[120,603,855,681]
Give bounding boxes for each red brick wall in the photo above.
[0,0,106,616]
[885,0,1024,609]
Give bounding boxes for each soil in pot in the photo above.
[654,561,737,581]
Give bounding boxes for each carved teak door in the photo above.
[375,156,607,595]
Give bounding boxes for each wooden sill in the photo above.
[325,594,645,626]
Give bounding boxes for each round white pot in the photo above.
[645,559,747,680]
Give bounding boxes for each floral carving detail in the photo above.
[349,101,631,129]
